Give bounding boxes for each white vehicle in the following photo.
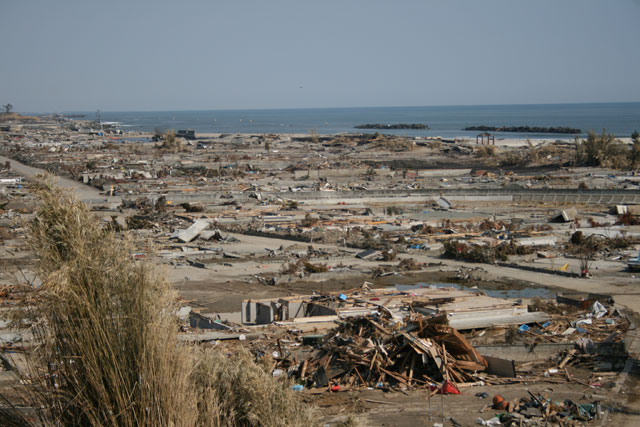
[628,250,640,271]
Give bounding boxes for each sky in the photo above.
[1,0,639,112]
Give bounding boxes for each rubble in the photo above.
[241,286,549,328]
[483,391,602,424]
[3,115,640,425]
[174,218,210,243]
[284,315,488,390]
[188,284,633,406]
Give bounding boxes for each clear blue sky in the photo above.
[1,0,639,112]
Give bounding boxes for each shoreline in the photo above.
[52,102,639,140]
[123,130,633,148]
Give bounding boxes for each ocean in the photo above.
[92,102,640,139]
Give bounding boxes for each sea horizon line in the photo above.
[23,100,640,115]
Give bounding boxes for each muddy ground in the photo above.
[174,268,560,314]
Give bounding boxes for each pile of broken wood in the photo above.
[277,313,504,390]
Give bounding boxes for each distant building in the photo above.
[177,129,196,140]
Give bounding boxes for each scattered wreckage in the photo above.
[179,284,630,406]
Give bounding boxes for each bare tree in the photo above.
[2,103,13,114]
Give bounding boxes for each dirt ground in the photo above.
[311,382,615,426]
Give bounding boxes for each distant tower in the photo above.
[95,109,103,130]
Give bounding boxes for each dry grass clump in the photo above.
[191,349,316,427]
[181,202,205,213]
[442,239,533,264]
[281,259,328,275]
[373,136,415,152]
[574,130,627,168]
[500,145,534,167]
[301,213,319,227]
[1,179,317,426]
[0,112,40,121]
[475,144,498,158]
[566,230,633,255]
[398,258,421,271]
[156,130,185,152]
[7,180,198,426]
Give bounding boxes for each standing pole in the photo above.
[428,385,432,421]
[441,383,445,422]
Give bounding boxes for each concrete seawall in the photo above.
[149,188,640,206]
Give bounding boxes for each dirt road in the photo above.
[0,154,112,203]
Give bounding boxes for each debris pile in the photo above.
[241,285,550,327]
[278,315,490,390]
[479,391,601,425]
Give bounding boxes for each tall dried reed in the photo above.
[1,180,316,426]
